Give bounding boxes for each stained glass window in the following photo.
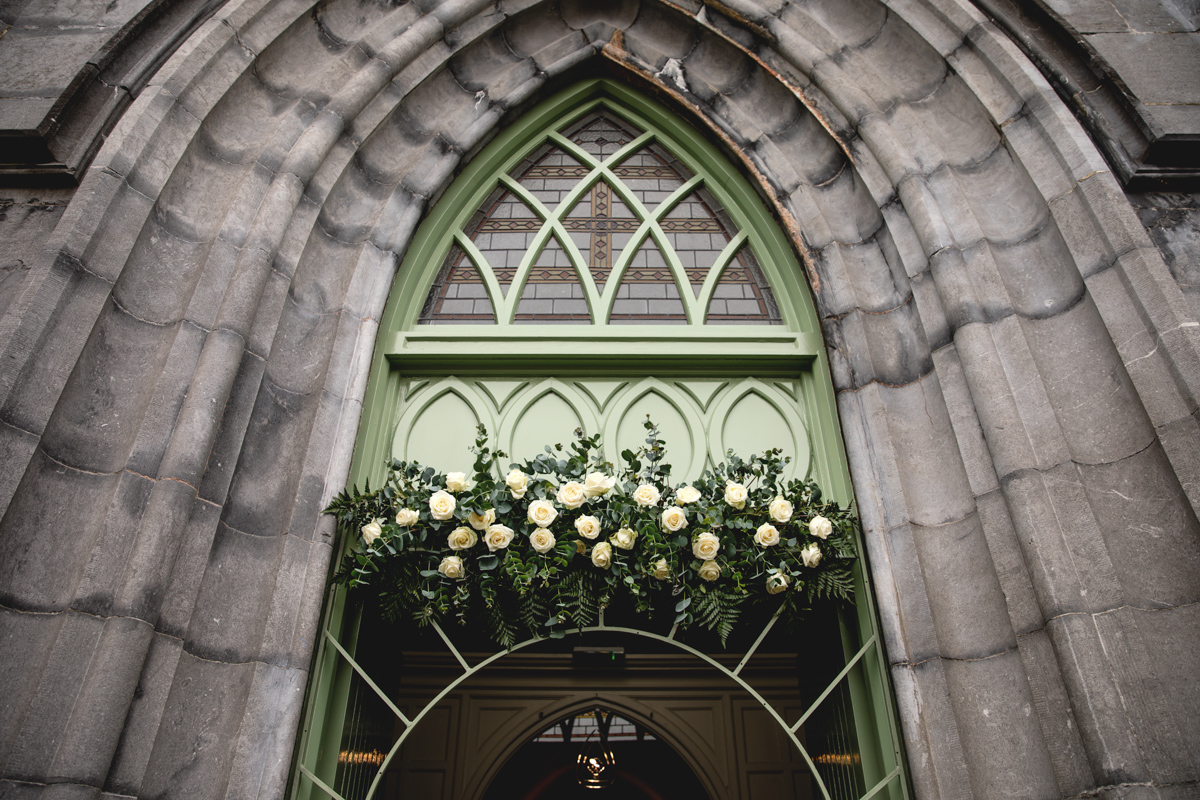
[418,109,782,326]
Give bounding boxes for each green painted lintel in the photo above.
[384,330,822,376]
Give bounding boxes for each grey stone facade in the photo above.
[0,0,1197,798]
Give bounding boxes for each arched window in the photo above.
[291,80,908,800]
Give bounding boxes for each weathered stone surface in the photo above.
[941,649,1059,799]
[1045,610,1153,786]
[874,522,941,665]
[1022,296,1157,466]
[0,192,73,321]
[1077,441,1200,609]
[974,489,1041,634]
[38,304,181,474]
[185,523,287,663]
[105,633,184,796]
[222,661,308,800]
[123,320,208,479]
[911,511,1018,660]
[156,498,223,639]
[0,2,1197,799]
[0,452,125,612]
[1003,460,1127,617]
[3,610,103,781]
[890,658,973,799]
[0,607,63,767]
[1015,628,1095,795]
[878,373,977,526]
[196,349,266,507]
[1129,191,1200,320]
[46,616,154,786]
[137,651,257,800]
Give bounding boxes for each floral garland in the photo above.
[327,421,859,647]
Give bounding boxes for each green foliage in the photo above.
[691,584,747,647]
[327,419,860,649]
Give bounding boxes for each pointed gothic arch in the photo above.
[0,2,1194,799]
[292,78,907,800]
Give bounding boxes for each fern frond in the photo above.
[692,586,748,647]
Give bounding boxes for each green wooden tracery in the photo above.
[291,80,910,800]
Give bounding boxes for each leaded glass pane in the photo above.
[563,180,637,294]
[506,143,586,210]
[610,142,692,207]
[418,245,495,324]
[419,108,782,326]
[661,189,733,296]
[468,187,540,295]
[610,238,687,324]
[514,234,592,324]
[565,112,641,158]
[705,245,780,325]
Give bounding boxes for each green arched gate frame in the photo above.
[290,80,910,800]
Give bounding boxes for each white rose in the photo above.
[556,480,586,509]
[676,485,701,504]
[528,499,558,528]
[445,472,471,493]
[429,490,456,521]
[611,527,637,550]
[754,523,780,547]
[575,540,587,555]
[575,515,601,540]
[506,469,529,499]
[809,515,833,540]
[661,506,688,532]
[438,555,464,579]
[591,541,613,569]
[447,526,478,550]
[698,560,721,581]
[467,508,496,531]
[584,472,616,497]
[633,483,661,507]
[692,531,720,561]
[769,496,793,524]
[801,542,822,568]
[724,481,747,509]
[652,558,671,580]
[395,508,419,527]
[485,524,515,552]
[767,569,790,594]
[529,528,556,554]
[361,518,383,546]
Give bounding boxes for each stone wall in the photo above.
[0,1,1197,799]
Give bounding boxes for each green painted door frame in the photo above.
[290,79,910,800]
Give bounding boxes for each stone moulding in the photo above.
[0,0,1196,798]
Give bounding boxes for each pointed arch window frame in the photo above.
[292,80,912,800]
[384,81,825,374]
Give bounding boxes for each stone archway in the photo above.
[0,1,1196,799]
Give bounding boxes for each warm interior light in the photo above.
[575,720,617,789]
[338,749,386,767]
[814,752,861,767]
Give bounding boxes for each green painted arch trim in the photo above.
[381,79,819,335]
[301,79,912,800]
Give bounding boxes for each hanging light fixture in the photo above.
[575,710,617,789]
